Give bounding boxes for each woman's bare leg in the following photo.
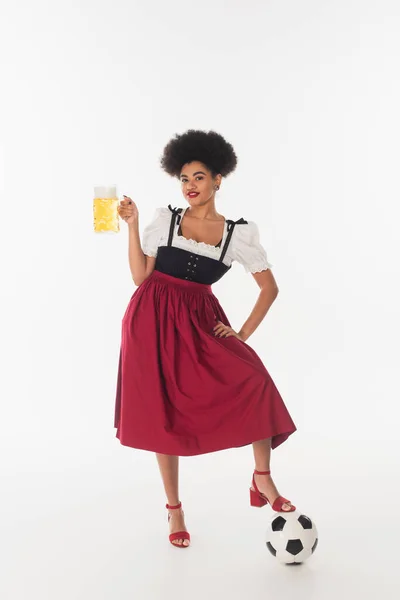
[156,453,190,546]
[251,437,293,511]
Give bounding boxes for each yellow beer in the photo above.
[93,185,120,233]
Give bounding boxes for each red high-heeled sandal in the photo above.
[166,501,191,548]
[250,469,296,512]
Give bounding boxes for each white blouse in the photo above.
[141,206,273,273]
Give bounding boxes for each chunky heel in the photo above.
[250,487,268,507]
[250,469,296,512]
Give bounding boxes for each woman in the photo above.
[115,129,297,549]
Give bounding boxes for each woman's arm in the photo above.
[118,197,153,285]
[127,221,156,286]
[238,269,279,342]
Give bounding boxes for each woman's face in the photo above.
[180,161,221,206]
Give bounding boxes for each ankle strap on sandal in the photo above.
[254,469,271,475]
[166,501,182,510]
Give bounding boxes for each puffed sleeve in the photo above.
[141,206,170,257]
[231,221,273,273]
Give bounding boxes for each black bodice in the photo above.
[154,205,248,285]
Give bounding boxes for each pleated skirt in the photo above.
[114,270,296,456]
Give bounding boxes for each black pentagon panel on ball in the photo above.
[298,514,313,529]
[311,538,318,553]
[286,539,304,555]
[266,542,277,556]
[271,516,287,531]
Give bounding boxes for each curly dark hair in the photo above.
[160,129,238,178]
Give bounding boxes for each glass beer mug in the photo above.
[93,185,120,233]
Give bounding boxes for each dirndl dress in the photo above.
[114,204,297,456]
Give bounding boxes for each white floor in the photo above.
[2,435,399,600]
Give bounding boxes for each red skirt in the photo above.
[114,270,296,456]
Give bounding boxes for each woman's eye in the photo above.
[181,177,203,183]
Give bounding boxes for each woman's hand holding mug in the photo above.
[118,196,138,226]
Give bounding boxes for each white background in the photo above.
[1,0,399,598]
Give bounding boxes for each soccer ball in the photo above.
[265,511,318,564]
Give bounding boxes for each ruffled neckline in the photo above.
[175,234,224,252]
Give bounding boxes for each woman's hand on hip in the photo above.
[213,321,244,341]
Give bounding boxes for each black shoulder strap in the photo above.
[219,218,248,262]
[167,204,183,246]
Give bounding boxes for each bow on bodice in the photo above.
[168,204,183,225]
[226,217,248,231]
